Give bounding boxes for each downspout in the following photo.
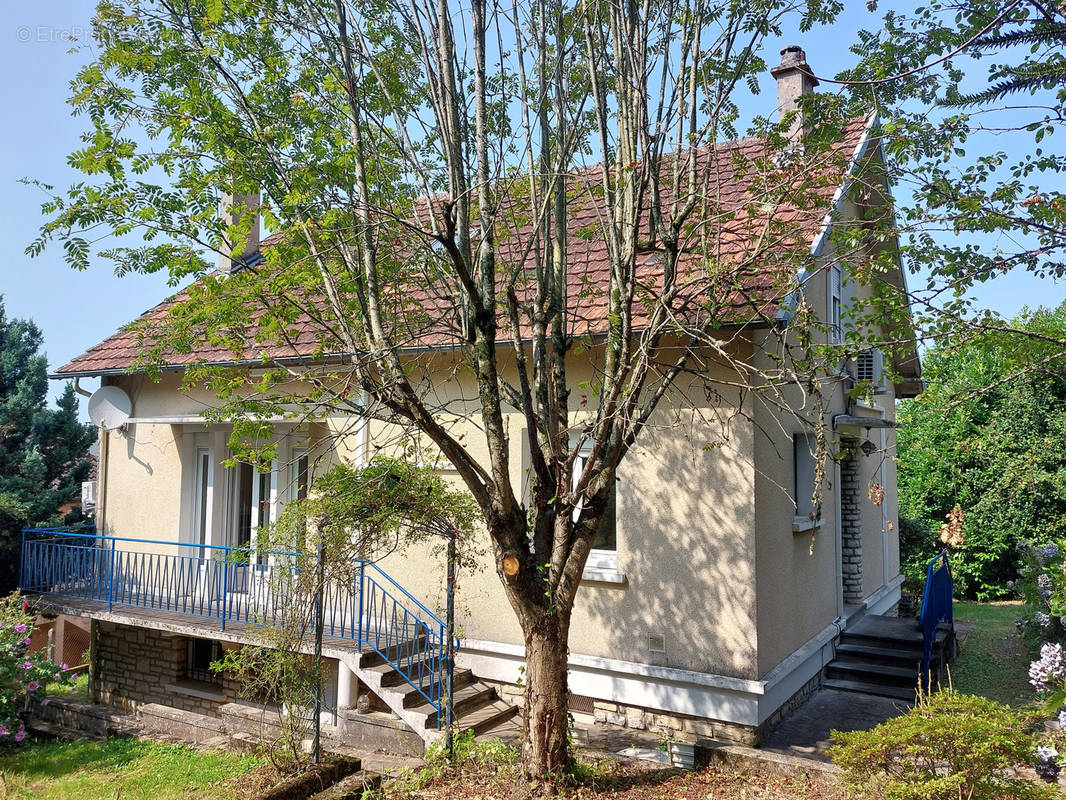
[880,427,889,587]
[95,427,108,537]
[834,457,844,621]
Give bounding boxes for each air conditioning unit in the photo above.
[855,348,885,390]
[81,481,97,510]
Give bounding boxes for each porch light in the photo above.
[860,428,878,457]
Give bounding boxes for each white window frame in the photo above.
[829,265,843,344]
[572,439,618,573]
[193,447,213,547]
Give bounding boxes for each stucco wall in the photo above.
[329,350,761,679]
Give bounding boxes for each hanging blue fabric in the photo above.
[919,551,954,690]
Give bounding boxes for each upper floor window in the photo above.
[829,265,842,344]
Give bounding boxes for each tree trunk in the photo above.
[522,613,571,782]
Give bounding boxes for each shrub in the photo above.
[828,690,1060,799]
[0,593,75,743]
[1015,540,1066,645]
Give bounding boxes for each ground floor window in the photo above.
[184,638,223,685]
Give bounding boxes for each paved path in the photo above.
[760,688,910,761]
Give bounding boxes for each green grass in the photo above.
[43,673,89,703]
[950,600,1036,707]
[0,737,264,800]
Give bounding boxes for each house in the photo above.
[26,47,922,751]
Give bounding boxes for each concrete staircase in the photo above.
[824,614,956,701]
[336,643,518,751]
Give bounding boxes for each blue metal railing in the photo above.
[19,527,447,721]
[919,550,954,689]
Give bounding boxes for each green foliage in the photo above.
[0,593,76,744]
[829,690,1059,800]
[1013,540,1066,645]
[0,299,95,593]
[273,456,482,566]
[390,730,518,793]
[897,302,1066,600]
[211,638,317,772]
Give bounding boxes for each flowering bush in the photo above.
[829,690,1061,799]
[0,593,75,744]
[1015,540,1066,645]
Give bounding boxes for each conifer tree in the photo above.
[0,297,96,593]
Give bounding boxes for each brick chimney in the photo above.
[770,45,819,141]
[219,191,261,274]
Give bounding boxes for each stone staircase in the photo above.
[823,614,956,701]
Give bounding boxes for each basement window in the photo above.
[185,638,223,686]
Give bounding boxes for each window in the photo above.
[289,449,309,503]
[793,433,819,522]
[573,442,617,571]
[829,265,842,344]
[185,638,223,685]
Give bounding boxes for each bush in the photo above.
[828,690,1060,799]
[0,593,75,743]
[1014,540,1066,645]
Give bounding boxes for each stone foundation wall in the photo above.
[94,622,240,717]
[482,671,820,748]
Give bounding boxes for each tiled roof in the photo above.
[55,117,873,376]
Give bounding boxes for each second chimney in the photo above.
[219,191,261,274]
[770,45,819,141]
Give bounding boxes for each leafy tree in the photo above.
[897,302,1066,599]
[32,0,873,780]
[0,298,96,593]
[840,0,1065,356]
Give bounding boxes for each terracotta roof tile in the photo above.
[56,118,871,375]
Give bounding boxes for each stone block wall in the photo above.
[94,622,240,717]
[840,439,864,605]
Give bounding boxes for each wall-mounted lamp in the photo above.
[860,427,878,457]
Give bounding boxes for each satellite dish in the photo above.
[87,386,132,430]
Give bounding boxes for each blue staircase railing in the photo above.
[919,550,954,689]
[19,527,447,722]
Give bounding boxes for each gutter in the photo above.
[48,320,774,380]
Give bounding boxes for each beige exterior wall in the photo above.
[327,349,761,679]
[93,232,906,684]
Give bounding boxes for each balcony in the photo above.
[19,527,447,717]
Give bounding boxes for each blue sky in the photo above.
[0,1,1057,415]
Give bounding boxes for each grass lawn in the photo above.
[951,600,1036,707]
[43,673,89,703]
[0,737,265,800]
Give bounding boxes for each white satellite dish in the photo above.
[87,386,132,430]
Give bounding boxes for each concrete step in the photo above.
[825,659,918,686]
[834,641,926,666]
[823,677,917,702]
[399,670,474,708]
[357,636,429,669]
[458,700,520,737]
[410,682,499,729]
